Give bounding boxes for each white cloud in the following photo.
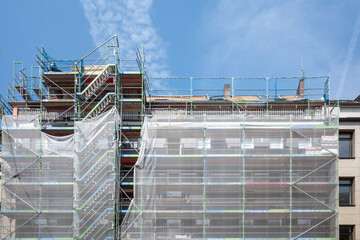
[79,0,169,77]
[200,0,360,99]
[337,9,360,98]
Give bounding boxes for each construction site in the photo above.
[0,35,339,239]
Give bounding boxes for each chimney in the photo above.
[224,84,231,99]
[296,79,304,98]
[13,106,18,116]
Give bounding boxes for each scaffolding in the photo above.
[1,114,73,238]
[0,35,340,240]
[0,35,150,239]
[74,107,119,239]
[0,95,12,151]
[121,109,338,239]
[1,107,120,239]
[148,75,331,112]
[6,35,149,125]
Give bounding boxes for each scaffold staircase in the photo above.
[90,92,114,118]
[74,109,116,239]
[78,64,115,100]
[84,92,115,119]
[0,95,8,117]
[0,95,12,149]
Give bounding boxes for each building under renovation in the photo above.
[0,35,342,239]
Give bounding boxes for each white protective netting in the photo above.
[74,107,119,239]
[121,111,338,240]
[1,115,74,238]
[1,107,119,239]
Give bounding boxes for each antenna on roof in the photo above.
[301,56,305,78]
[297,56,305,98]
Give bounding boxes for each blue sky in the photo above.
[1,0,360,100]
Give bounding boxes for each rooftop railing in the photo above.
[149,76,330,102]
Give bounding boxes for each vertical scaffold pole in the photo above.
[336,101,340,240]
[12,62,15,102]
[106,45,109,65]
[0,98,2,240]
[113,113,118,239]
[141,46,145,126]
[73,57,78,238]
[289,115,293,239]
[328,75,331,106]
[203,115,207,240]
[73,108,77,238]
[190,77,193,115]
[149,76,152,111]
[39,47,44,237]
[307,78,310,110]
[39,114,43,238]
[140,148,143,240]
[242,113,246,239]
[140,62,144,237]
[231,77,234,113]
[117,49,123,240]
[113,54,118,239]
[40,47,44,126]
[75,62,78,120]
[31,66,34,102]
[266,77,269,117]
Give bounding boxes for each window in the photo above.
[340,225,354,240]
[166,191,182,198]
[298,138,309,149]
[154,138,166,148]
[196,219,209,226]
[226,138,241,148]
[297,219,310,226]
[339,132,353,158]
[242,138,254,149]
[267,219,281,226]
[168,173,180,183]
[197,138,211,149]
[167,219,180,226]
[270,138,283,149]
[244,219,253,226]
[180,138,197,148]
[253,219,266,226]
[339,178,354,206]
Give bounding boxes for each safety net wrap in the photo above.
[1,107,119,239]
[1,115,74,238]
[74,107,119,239]
[121,110,338,240]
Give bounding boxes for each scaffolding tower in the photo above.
[121,110,338,239]
[0,35,339,239]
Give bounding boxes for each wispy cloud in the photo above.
[337,9,360,98]
[79,0,169,77]
[199,0,360,99]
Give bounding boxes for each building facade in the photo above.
[338,101,360,240]
[0,37,358,239]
